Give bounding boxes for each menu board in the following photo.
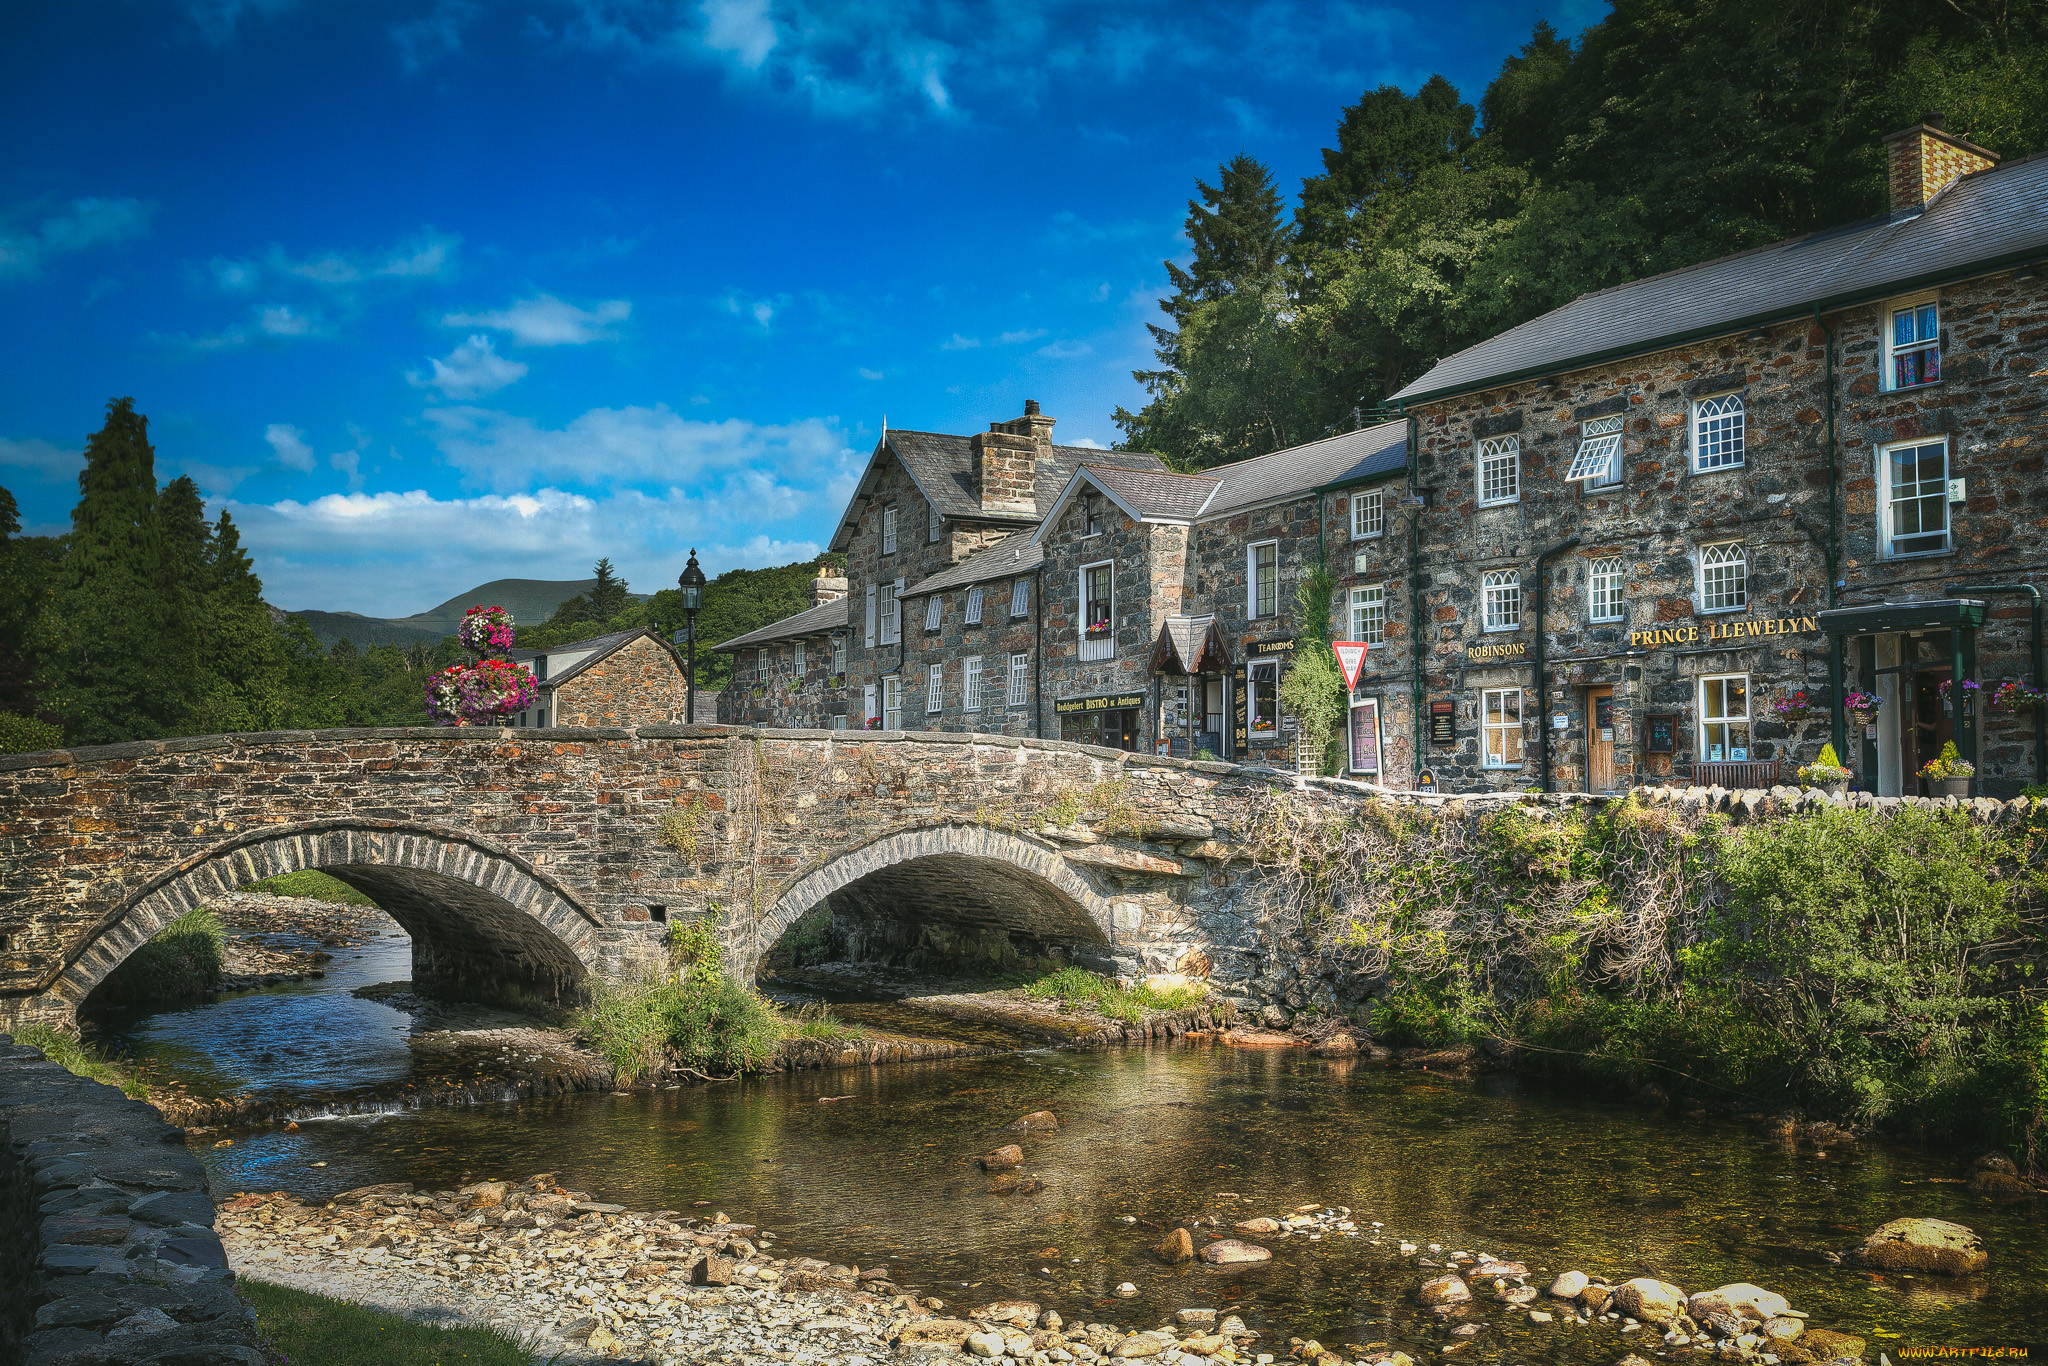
[1349,697,1383,774]
[1645,713,1676,753]
[1429,700,1456,745]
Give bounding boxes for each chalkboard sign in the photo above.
[1645,713,1676,753]
[1429,700,1456,745]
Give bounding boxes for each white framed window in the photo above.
[929,502,943,542]
[1249,540,1279,618]
[829,714,848,730]
[1477,436,1519,506]
[1886,300,1941,390]
[831,634,846,674]
[1350,490,1383,539]
[1482,569,1520,632]
[879,579,902,644]
[793,640,806,673]
[1700,673,1751,762]
[1879,438,1951,557]
[1588,557,1624,623]
[1692,394,1745,471]
[1009,579,1029,617]
[1482,687,1523,768]
[1567,414,1624,485]
[924,594,942,632]
[1247,659,1281,735]
[926,662,943,713]
[864,585,877,647]
[881,505,898,554]
[964,656,983,712]
[863,682,877,727]
[1007,652,1028,707]
[1349,585,1385,645]
[1081,561,1114,661]
[882,675,902,730]
[964,585,984,624]
[1698,541,1747,613]
[1084,493,1104,536]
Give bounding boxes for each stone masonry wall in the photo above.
[1190,495,1325,767]
[1,1034,262,1366]
[552,634,688,728]
[1037,494,1162,729]
[901,565,1039,737]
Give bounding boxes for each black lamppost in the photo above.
[675,549,706,723]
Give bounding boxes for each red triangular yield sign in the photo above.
[1332,640,1369,691]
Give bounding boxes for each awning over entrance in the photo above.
[1149,615,1233,675]
[1816,598,1986,635]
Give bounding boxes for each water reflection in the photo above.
[196,1042,2048,1356]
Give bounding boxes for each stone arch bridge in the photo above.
[0,726,1325,1030]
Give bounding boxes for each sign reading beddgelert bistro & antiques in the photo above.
[1054,692,1146,716]
[1630,615,1819,649]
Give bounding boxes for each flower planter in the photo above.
[1932,776,1972,799]
[1817,780,1848,796]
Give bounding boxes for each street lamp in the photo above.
[675,549,706,723]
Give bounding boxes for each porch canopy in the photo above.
[1816,598,1985,636]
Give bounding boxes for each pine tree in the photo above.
[152,475,210,733]
[194,509,291,734]
[588,557,630,622]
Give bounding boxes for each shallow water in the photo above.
[188,1031,2048,1358]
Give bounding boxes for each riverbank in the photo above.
[216,1153,1928,1365]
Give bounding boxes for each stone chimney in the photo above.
[971,400,1055,515]
[1884,114,1997,213]
[811,568,848,606]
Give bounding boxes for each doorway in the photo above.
[1906,666,1955,794]
[1585,686,1615,792]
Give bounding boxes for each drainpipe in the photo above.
[1953,583,2045,787]
[1033,564,1045,740]
[1815,306,1846,759]
[1534,535,1582,793]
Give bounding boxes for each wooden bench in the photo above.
[1688,760,1781,788]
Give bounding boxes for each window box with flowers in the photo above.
[1919,741,1975,798]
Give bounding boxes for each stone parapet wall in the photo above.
[0,1035,261,1366]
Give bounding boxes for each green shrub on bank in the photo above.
[93,909,226,1007]
[242,1279,547,1365]
[0,712,62,755]
[1276,790,2048,1152]
[1021,966,1210,1024]
[241,869,379,905]
[13,1023,147,1098]
[574,920,850,1081]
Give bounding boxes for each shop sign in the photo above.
[1247,637,1297,658]
[1630,614,1818,649]
[1429,700,1456,745]
[1054,691,1145,716]
[1466,638,1528,664]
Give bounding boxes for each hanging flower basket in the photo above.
[1841,689,1882,729]
[427,659,536,725]
[457,605,517,656]
[1937,678,1981,717]
[1988,680,2046,714]
[1770,689,1816,723]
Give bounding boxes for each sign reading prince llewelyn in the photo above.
[1630,614,1819,649]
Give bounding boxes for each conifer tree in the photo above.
[588,557,630,622]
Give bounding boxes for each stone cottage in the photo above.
[504,627,689,728]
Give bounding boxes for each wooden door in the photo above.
[1587,687,1615,792]
[1910,667,1954,793]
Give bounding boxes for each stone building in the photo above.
[503,628,689,728]
[1374,119,2048,797]
[713,570,852,728]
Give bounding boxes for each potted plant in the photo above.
[1842,689,1882,730]
[1989,681,2045,714]
[1937,678,1981,718]
[1796,743,1852,796]
[1918,741,1975,799]
[1771,689,1816,723]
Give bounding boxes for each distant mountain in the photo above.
[282,577,649,651]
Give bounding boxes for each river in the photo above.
[90,932,2048,1359]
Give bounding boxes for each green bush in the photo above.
[572,920,793,1081]
[0,712,62,755]
[94,909,225,1007]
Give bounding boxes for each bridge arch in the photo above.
[750,823,1128,975]
[54,819,604,1015]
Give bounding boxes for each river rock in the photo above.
[1113,1335,1167,1358]
[979,1144,1024,1171]
[1613,1278,1687,1324]
[986,1171,1044,1196]
[1974,1152,2017,1175]
[1155,1228,1195,1263]
[972,1300,1040,1329]
[1003,1110,1060,1132]
[1762,1317,1805,1341]
[1967,1169,2033,1198]
[966,1329,1007,1357]
[1549,1271,1589,1298]
[332,1182,412,1203]
[1689,1284,1789,1323]
[1856,1218,1988,1274]
[691,1253,735,1286]
[1492,1285,1538,1305]
[1474,1260,1529,1277]
[898,1319,977,1347]
[1579,1284,1613,1314]
[1802,1329,1866,1359]
[1311,1033,1359,1057]
[1232,1217,1280,1234]
[1176,1309,1217,1326]
[1617,1356,1657,1366]
[1115,1282,1139,1297]
[459,1180,510,1207]
[1199,1239,1272,1265]
[1418,1275,1471,1306]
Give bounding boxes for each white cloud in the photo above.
[0,197,153,283]
[167,303,332,351]
[700,0,777,67]
[178,460,259,495]
[259,305,317,336]
[393,0,479,72]
[265,423,316,472]
[442,293,631,345]
[725,292,788,329]
[230,484,825,616]
[857,367,884,380]
[1090,281,1111,303]
[267,228,458,288]
[940,333,979,350]
[0,435,79,481]
[409,334,529,398]
[1066,437,1108,449]
[995,328,1047,346]
[1036,339,1091,358]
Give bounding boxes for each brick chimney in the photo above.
[1884,113,1998,213]
[971,400,1055,514]
[811,568,848,606]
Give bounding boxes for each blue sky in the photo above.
[0,0,1600,617]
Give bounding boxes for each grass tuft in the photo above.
[242,1279,554,1365]
[93,909,225,1007]
[241,870,379,905]
[1020,966,1210,1025]
[13,1023,147,1099]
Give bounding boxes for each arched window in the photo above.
[1588,557,1624,623]
[1482,569,1520,632]
[1692,394,1745,471]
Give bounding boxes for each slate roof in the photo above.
[903,532,1044,597]
[1392,151,2048,404]
[710,598,850,653]
[1150,615,1231,675]
[1083,464,1220,520]
[1196,419,1408,518]
[504,628,678,689]
[829,430,1169,551]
